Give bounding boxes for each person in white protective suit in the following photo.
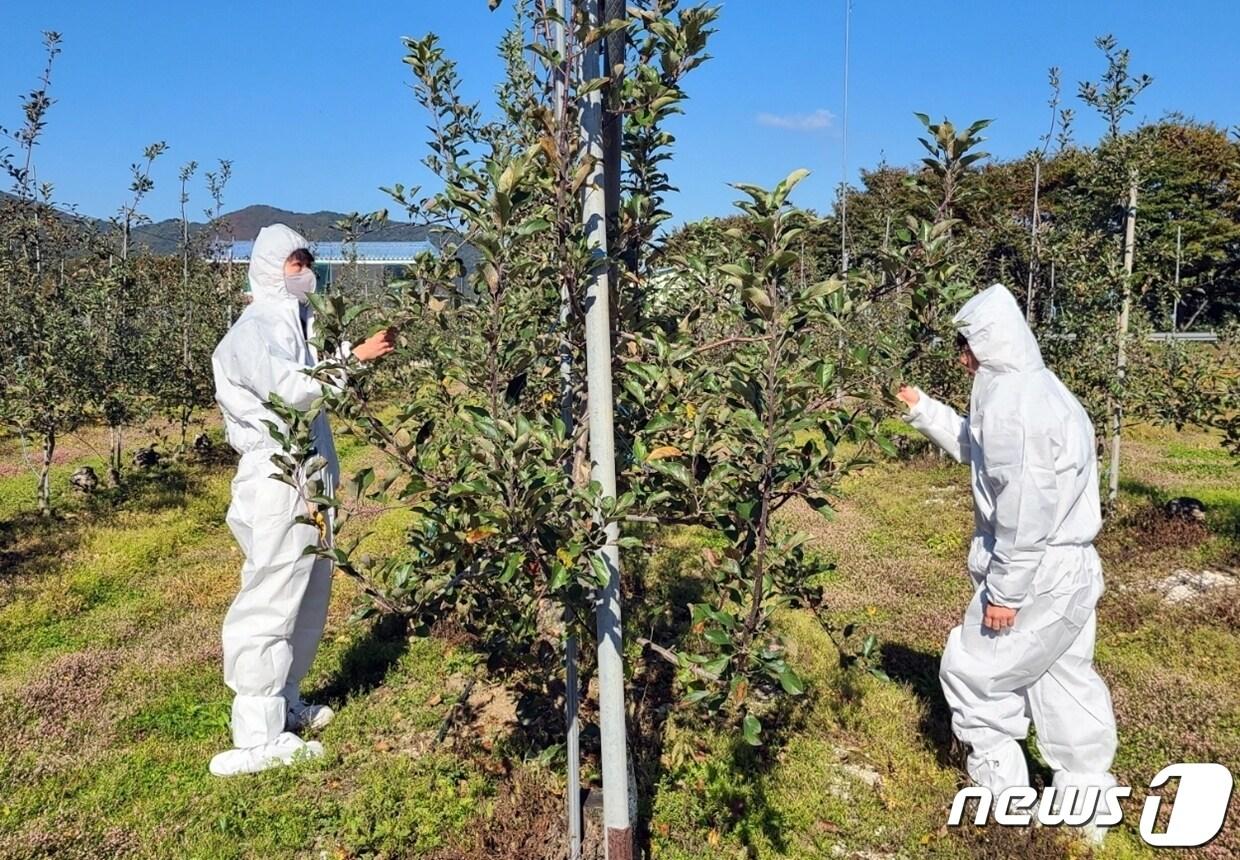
[209,224,394,776]
[897,284,1118,839]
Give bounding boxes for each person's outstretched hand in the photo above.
[983,602,1017,632]
[354,327,397,363]
[896,384,920,410]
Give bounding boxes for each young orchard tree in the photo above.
[269,2,889,772]
[91,141,169,483]
[148,159,239,451]
[866,115,990,401]
[202,160,244,329]
[1078,34,1153,507]
[622,171,892,743]
[0,32,96,516]
[1024,68,1064,323]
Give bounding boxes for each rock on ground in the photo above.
[1154,569,1239,604]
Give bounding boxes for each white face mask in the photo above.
[284,269,317,300]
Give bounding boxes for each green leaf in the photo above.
[516,218,551,236]
[778,668,806,695]
[742,713,763,746]
[743,287,773,319]
[588,552,611,587]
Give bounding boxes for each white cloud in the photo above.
[756,109,835,132]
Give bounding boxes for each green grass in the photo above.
[648,427,1239,859]
[0,423,500,859]
[0,421,1236,858]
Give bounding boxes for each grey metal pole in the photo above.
[839,0,851,276]
[1050,259,1056,320]
[554,3,583,858]
[1026,156,1042,323]
[565,629,582,858]
[1108,175,1138,507]
[580,1,632,856]
[1173,223,1181,331]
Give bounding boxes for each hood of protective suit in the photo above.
[953,284,1044,374]
[248,224,310,303]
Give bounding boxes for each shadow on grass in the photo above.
[308,612,411,706]
[880,643,958,771]
[0,463,199,586]
[624,528,796,858]
[880,643,1054,789]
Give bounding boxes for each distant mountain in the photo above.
[132,204,439,254]
[1,193,440,255]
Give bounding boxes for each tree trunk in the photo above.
[1107,175,1138,508]
[180,405,191,452]
[109,424,123,486]
[38,430,55,517]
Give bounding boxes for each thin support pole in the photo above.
[1108,175,1138,507]
[1172,223,1181,331]
[839,0,852,275]
[565,626,582,859]
[555,3,583,858]
[581,2,632,856]
[1026,156,1042,323]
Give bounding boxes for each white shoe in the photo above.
[209,731,324,777]
[1079,822,1109,846]
[287,699,335,733]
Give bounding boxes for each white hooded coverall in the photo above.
[211,224,346,755]
[905,284,1118,804]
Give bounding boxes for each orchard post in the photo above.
[579,0,633,855]
[554,3,584,857]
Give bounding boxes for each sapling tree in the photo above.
[202,160,246,329]
[267,3,891,772]
[0,32,96,515]
[92,141,169,483]
[622,171,890,743]
[148,159,240,451]
[1078,34,1153,507]
[871,115,989,400]
[1024,68,1064,323]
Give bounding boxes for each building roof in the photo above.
[216,240,437,264]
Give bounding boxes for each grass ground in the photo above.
[0,421,1235,859]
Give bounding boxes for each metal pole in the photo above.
[565,629,582,858]
[580,1,632,856]
[1026,156,1041,323]
[839,0,852,275]
[1049,259,1056,320]
[1172,223,1181,331]
[1108,175,1138,507]
[554,3,583,858]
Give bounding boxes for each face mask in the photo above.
[284,269,317,300]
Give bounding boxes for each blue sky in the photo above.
[3,1,1237,225]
